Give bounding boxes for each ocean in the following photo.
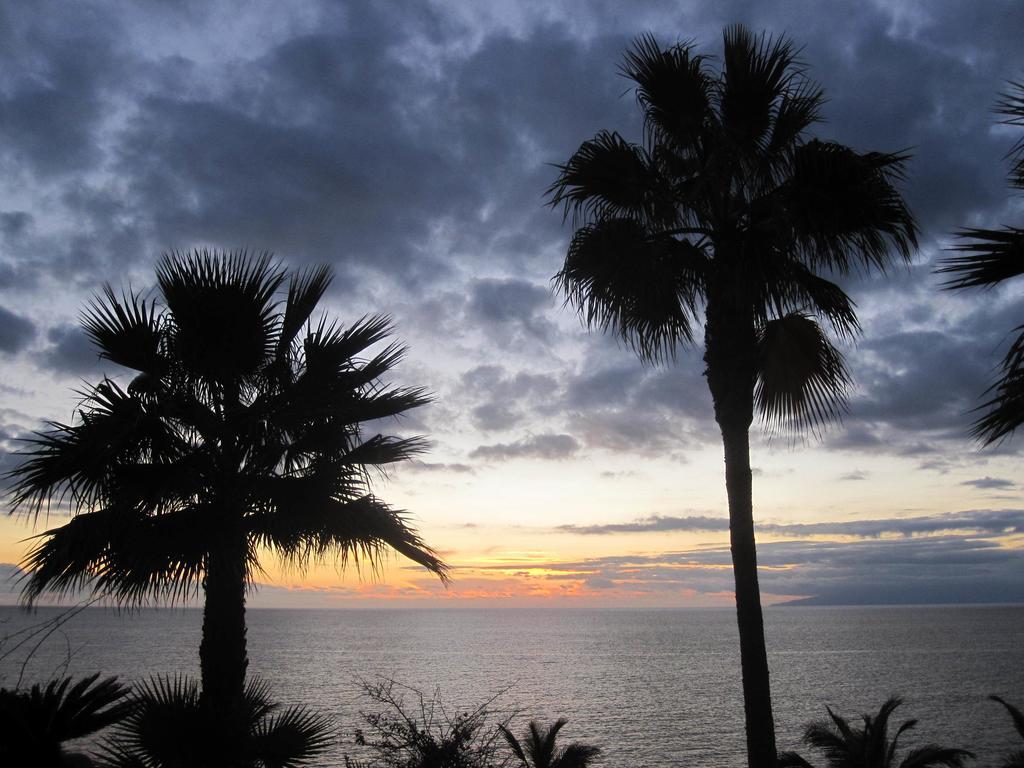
[1,605,1022,767]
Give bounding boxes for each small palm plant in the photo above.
[991,695,1024,768]
[499,719,601,768]
[778,698,973,768]
[0,673,132,767]
[101,676,333,768]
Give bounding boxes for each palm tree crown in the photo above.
[500,719,600,768]
[551,28,916,423]
[937,80,1024,443]
[549,27,916,768]
[7,249,447,725]
[778,698,973,768]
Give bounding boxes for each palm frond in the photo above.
[744,246,860,341]
[82,285,165,376]
[786,140,918,273]
[798,699,971,768]
[768,79,825,157]
[501,724,529,765]
[554,217,705,362]
[554,741,601,768]
[302,314,394,376]
[106,675,205,766]
[278,264,334,360]
[996,80,1024,187]
[0,673,131,746]
[7,379,167,517]
[755,313,851,433]
[865,698,903,768]
[968,325,1024,445]
[21,503,211,606]
[990,701,1024,768]
[538,719,567,766]
[938,227,1024,289]
[721,25,802,154]
[20,504,143,604]
[547,131,675,227]
[992,695,1024,740]
[107,675,327,766]
[250,704,335,768]
[157,248,286,385]
[621,34,712,150]
[802,706,860,766]
[250,494,448,581]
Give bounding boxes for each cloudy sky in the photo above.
[1,0,1023,608]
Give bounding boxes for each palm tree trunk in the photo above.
[705,286,778,768]
[199,531,249,728]
[720,421,777,768]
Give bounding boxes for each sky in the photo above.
[0,0,1023,608]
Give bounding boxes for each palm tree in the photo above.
[991,695,1024,768]
[549,28,916,768]
[778,697,973,768]
[499,719,600,768]
[101,676,333,768]
[937,80,1024,443]
[0,673,132,767]
[7,249,448,738]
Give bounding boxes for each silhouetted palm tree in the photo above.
[549,28,916,768]
[991,695,1024,768]
[938,80,1024,443]
[499,719,600,768]
[778,697,973,768]
[0,673,131,767]
[8,250,448,737]
[101,676,332,768]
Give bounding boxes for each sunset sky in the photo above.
[1,0,1023,608]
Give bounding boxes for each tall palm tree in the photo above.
[499,719,600,768]
[0,673,131,767]
[7,250,448,739]
[778,697,973,768]
[549,28,916,768]
[991,695,1024,768]
[937,80,1024,443]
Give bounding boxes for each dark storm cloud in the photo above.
[0,0,1023,471]
[559,508,1024,538]
[0,3,124,177]
[469,432,580,461]
[34,324,101,375]
[0,212,31,238]
[557,348,717,454]
[0,306,36,353]
[467,278,555,343]
[827,292,1024,453]
[457,364,559,432]
[99,10,636,286]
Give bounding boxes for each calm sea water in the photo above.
[1,606,1022,767]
